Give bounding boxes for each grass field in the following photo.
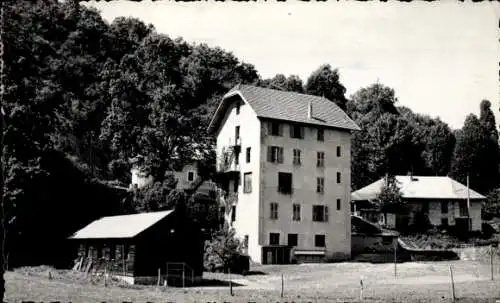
[5,260,500,303]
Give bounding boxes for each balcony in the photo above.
[218,138,242,175]
[230,137,242,153]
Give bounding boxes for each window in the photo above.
[187,171,195,182]
[269,233,280,245]
[459,202,468,217]
[336,199,341,211]
[336,146,341,157]
[288,234,298,247]
[269,122,282,136]
[317,128,324,141]
[236,102,240,115]
[336,172,341,184]
[317,152,325,167]
[441,201,448,214]
[243,172,252,193]
[293,149,301,165]
[246,147,251,163]
[441,218,449,227]
[312,205,329,222]
[127,245,135,261]
[235,126,240,141]
[267,146,284,163]
[278,172,293,194]
[316,177,324,194]
[290,124,304,139]
[292,204,301,221]
[315,235,326,247]
[270,202,279,220]
[231,205,236,222]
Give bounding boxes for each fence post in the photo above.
[229,268,233,296]
[360,278,364,302]
[449,265,455,302]
[166,263,169,287]
[490,245,494,281]
[394,240,397,278]
[182,264,185,289]
[104,266,107,287]
[280,274,284,298]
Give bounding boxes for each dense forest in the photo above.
[1,2,499,292]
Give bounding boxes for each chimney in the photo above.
[308,101,313,119]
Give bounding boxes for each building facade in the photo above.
[208,85,360,264]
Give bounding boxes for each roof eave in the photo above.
[207,90,243,134]
[257,116,360,133]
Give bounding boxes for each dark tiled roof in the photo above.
[208,84,360,133]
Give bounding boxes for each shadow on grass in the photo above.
[244,270,267,276]
[191,279,245,287]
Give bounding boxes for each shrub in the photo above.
[204,226,249,275]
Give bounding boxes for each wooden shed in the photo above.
[69,209,204,285]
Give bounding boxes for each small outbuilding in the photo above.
[351,215,399,254]
[69,209,204,285]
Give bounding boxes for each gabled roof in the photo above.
[69,210,174,240]
[208,84,360,134]
[351,176,486,201]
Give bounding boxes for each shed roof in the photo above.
[208,84,360,134]
[69,210,174,240]
[351,176,486,201]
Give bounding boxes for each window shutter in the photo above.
[325,206,329,222]
[290,124,294,138]
[300,126,304,139]
[267,122,272,135]
[279,147,284,163]
[267,146,272,162]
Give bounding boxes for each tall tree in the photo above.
[480,99,498,142]
[349,83,401,189]
[305,64,348,109]
[451,113,498,194]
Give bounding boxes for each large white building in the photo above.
[208,85,360,264]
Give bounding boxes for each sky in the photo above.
[86,1,500,130]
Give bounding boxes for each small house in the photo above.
[351,176,486,232]
[69,209,204,285]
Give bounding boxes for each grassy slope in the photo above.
[6,261,500,303]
